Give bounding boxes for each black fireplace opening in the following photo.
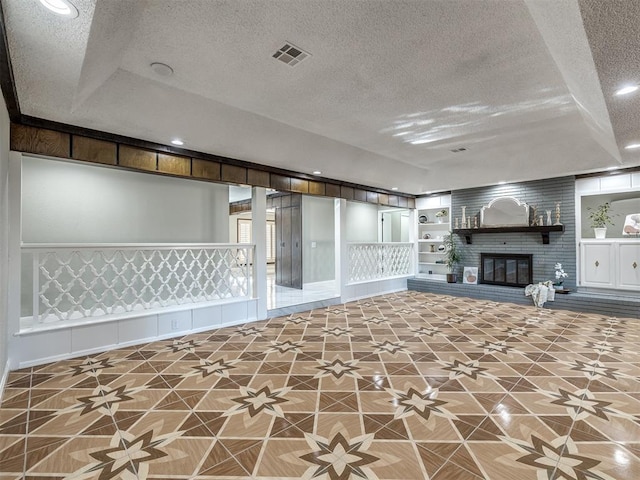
[480,253,532,287]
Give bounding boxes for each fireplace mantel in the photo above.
[453,225,565,245]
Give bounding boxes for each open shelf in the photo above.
[453,225,565,244]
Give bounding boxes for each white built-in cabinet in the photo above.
[619,243,640,289]
[415,194,451,281]
[580,240,640,291]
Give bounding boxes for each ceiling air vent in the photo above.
[273,43,310,67]
[450,147,467,153]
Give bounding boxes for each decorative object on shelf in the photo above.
[430,244,436,252]
[480,196,529,227]
[546,210,552,226]
[455,218,459,229]
[422,233,431,239]
[473,216,478,229]
[553,262,568,290]
[435,209,448,224]
[554,202,562,225]
[463,267,478,284]
[419,214,429,224]
[539,215,544,226]
[461,206,466,226]
[588,202,614,239]
[443,233,461,283]
[622,213,640,235]
[437,244,446,252]
[531,205,538,226]
[467,217,471,229]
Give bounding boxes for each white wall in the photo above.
[346,201,379,242]
[0,96,9,391]
[303,195,335,283]
[22,156,229,243]
[20,156,230,315]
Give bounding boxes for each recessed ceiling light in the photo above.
[498,181,507,185]
[150,62,174,77]
[391,187,398,191]
[625,143,640,150]
[313,170,322,175]
[615,85,638,96]
[171,139,184,146]
[39,0,78,17]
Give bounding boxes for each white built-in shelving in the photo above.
[415,194,451,281]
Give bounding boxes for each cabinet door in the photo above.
[290,205,303,289]
[581,243,614,287]
[618,244,640,290]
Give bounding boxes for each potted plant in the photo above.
[443,233,461,283]
[588,202,614,239]
[553,263,568,290]
[435,209,448,224]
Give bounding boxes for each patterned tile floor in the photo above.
[2,291,640,479]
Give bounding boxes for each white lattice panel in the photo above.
[24,244,254,323]
[348,243,413,283]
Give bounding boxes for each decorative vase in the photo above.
[461,206,466,226]
[594,227,607,239]
[554,202,562,225]
[546,210,552,226]
[446,273,457,283]
[554,283,564,290]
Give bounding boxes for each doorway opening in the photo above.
[229,187,339,311]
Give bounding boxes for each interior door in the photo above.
[290,205,302,289]
[275,202,303,289]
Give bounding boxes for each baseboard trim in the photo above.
[17,315,258,369]
[341,286,407,303]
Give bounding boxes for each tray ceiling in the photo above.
[3,0,638,194]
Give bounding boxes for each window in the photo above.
[237,218,276,264]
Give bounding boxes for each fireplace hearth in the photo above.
[481,253,532,287]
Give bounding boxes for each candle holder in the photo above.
[554,202,562,225]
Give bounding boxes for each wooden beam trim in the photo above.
[17,115,414,198]
[10,122,418,207]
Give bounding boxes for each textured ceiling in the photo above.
[3,0,638,194]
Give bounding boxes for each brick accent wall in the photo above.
[451,176,576,288]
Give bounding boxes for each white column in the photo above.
[409,208,418,275]
[7,152,22,369]
[335,198,348,299]
[252,187,267,320]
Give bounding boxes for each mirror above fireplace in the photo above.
[480,196,529,227]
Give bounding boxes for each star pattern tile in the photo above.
[2,291,639,479]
